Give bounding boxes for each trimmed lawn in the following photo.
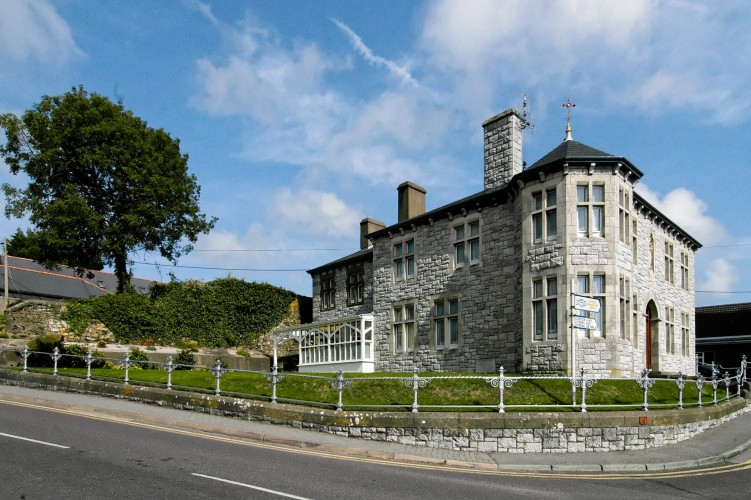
[9,365,726,412]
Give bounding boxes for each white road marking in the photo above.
[0,431,70,449]
[192,473,313,499]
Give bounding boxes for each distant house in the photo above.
[695,302,751,369]
[274,108,700,377]
[0,255,157,303]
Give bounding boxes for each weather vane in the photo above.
[562,98,575,141]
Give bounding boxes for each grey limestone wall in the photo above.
[372,202,521,373]
[311,260,374,323]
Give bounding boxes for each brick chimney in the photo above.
[482,108,524,190]
[397,181,426,223]
[360,218,386,249]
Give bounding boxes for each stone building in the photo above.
[274,109,700,376]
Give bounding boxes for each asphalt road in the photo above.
[1,400,749,500]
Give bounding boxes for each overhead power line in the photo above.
[189,248,357,252]
[132,261,308,272]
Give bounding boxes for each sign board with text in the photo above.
[572,315,597,330]
[572,294,601,313]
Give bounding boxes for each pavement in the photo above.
[1,383,750,473]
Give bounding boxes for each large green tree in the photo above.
[0,86,216,292]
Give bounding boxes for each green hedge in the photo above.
[63,278,296,348]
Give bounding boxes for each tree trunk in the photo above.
[114,251,131,293]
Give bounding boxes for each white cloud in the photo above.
[635,184,727,247]
[417,0,751,124]
[332,18,418,88]
[0,0,83,64]
[274,188,363,238]
[698,258,739,294]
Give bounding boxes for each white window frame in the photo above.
[619,277,630,340]
[577,184,605,238]
[453,218,481,268]
[665,306,676,354]
[319,272,336,311]
[576,273,605,338]
[532,188,557,244]
[533,276,559,341]
[346,267,364,306]
[393,238,415,281]
[434,297,460,350]
[393,302,416,353]
[680,250,690,291]
[665,240,675,284]
[681,311,690,356]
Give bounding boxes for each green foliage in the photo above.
[63,277,295,348]
[236,349,251,357]
[174,349,196,369]
[0,86,216,291]
[128,348,155,370]
[26,335,65,367]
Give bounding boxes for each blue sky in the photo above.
[1,0,749,306]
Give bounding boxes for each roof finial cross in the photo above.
[562,98,575,142]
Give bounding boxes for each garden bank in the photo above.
[1,368,747,454]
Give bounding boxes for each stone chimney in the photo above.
[360,218,386,249]
[482,108,524,190]
[397,181,426,223]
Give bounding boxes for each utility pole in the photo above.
[3,238,8,308]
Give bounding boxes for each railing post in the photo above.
[404,366,430,413]
[637,368,655,411]
[22,346,29,372]
[723,372,731,401]
[695,375,705,408]
[166,355,173,390]
[574,368,596,413]
[741,354,747,386]
[85,350,92,380]
[123,352,131,385]
[711,372,719,405]
[737,367,744,398]
[271,364,279,403]
[52,347,62,376]
[486,366,516,413]
[264,364,286,404]
[330,370,352,412]
[210,359,227,396]
[675,372,685,409]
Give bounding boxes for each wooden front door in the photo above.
[645,306,653,370]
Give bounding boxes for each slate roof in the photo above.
[696,302,751,339]
[0,255,157,301]
[307,247,373,275]
[527,139,643,177]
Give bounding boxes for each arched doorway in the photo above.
[645,301,658,370]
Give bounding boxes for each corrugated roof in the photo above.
[696,302,751,339]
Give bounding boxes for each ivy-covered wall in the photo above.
[63,278,300,348]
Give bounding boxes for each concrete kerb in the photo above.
[1,368,750,473]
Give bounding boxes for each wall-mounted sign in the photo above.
[572,315,597,330]
[572,294,601,313]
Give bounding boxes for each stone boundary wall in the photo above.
[1,369,746,453]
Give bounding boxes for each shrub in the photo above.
[236,349,251,357]
[26,335,64,367]
[128,348,154,370]
[63,277,296,348]
[96,340,107,348]
[174,348,195,369]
